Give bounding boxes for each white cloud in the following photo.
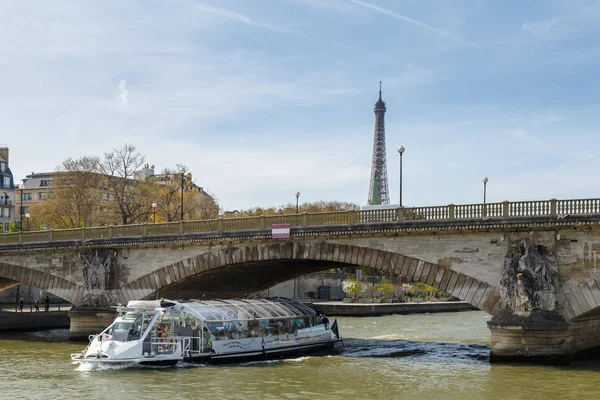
[117,80,129,106]
[347,0,478,48]
[530,112,563,126]
[188,1,291,34]
[522,18,560,39]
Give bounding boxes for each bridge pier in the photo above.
[68,307,117,341]
[488,311,600,364]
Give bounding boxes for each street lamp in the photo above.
[397,146,405,207]
[180,172,185,221]
[295,191,300,214]
[25,212,30,231]
[152,202,158,223]
[19,187,23,232]
[482,176,488,218]
[482,176,488,204]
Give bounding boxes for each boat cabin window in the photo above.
[108,311,157,342]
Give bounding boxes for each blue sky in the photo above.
[1,0,599,211]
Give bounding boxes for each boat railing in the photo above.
[179,336,212,356]
[149,336,178,355]
[147,335,210,357]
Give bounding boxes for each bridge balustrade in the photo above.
[558,198,600,215]
[223,216,261,230]
[22,231,52,243]
[185,219,220,233]
[405,206,448,220]
[148,222,183,235]
[508,200,551,216]
[84,226,111,239]
[306,211,350,225]
[53,228,84,241]
[358,208,396,223]
[264,214,304,227]
[2,197,600,246]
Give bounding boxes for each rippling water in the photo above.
[1,311,599,400]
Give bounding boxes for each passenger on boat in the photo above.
[321,314,330,329]
[128,326,140,341]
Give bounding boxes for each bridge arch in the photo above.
[122,242,501,314]
[0,262,84,305]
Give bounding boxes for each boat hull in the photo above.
[72,339,341,366]
[187,338,341,364]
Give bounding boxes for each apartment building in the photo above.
[0,146,16,232]
[135,163,215,202]
[18,171,55,218]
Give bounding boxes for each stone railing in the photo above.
[1,198,599,245]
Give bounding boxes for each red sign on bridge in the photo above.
[271,224,291,239]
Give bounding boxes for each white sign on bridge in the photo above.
[271,224,291,239]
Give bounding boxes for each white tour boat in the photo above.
[71,298,341,366]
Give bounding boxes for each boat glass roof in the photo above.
[181,298,316,322]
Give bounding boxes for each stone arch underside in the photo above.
[558,278,600,321]
[0,262,84,305]
[122,242,502,315]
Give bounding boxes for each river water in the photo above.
[1,311,599,400]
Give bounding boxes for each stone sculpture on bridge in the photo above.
[500,238,558,312]
[80,249,117,307]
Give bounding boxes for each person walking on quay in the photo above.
[44,295,50,312]
[18,298,24,312]
[34,298,40,312]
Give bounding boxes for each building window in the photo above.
[48,192,55,199]
[101,193,108,201]
[0,162,5,172]
[20,206,28,215]
[39,192,47,200]
[2,176,9,187]
[21,193,32,201]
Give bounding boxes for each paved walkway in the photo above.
[0,305,71,313]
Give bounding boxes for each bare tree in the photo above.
[152,166,219,222]
[29,156,111,228]
[97,144,155,225]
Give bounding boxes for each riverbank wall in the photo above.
[310,301,477,316]
[0,311,70,332]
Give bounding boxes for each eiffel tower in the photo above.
[367,82,390,205]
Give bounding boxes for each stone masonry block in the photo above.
[579,282,598,309]
[588,280,600,306]
[572,285,592,314]
[419,262,432,284]
[425,264,439,286]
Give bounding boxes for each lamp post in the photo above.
[25,212,30,231]
[482,176,488,204]
[19,187,23,232]
[152,202,158,223]
[295,191,300,214]
[397,146,405,207]
[180,172,185,221]
[482,176,488,217]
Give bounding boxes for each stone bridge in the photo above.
[1,197,600,363]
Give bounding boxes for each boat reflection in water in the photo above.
[71,298,341,366]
